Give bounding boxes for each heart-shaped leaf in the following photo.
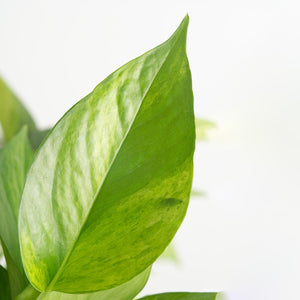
[19,15,195,293]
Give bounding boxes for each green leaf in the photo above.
[159,244,178,263]
[2,241,28,299]
[20,15,194,293]
[190,189,206,197]
[0,265,11,300]
[0,76,50,150]
[0,128,33,297]
[15,267,150,300]
[37,267,151,300]
[138,292,219,300]
[0,127,34,272]
[0,77,37,143]
[195,118,215,142]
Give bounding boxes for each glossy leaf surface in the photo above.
[37,267,151,300]
[0,265,10,300]
[0,77,36,143]
[20,15,195,293]
[138,292,219,300]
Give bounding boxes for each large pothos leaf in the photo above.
[19,15,194,293]
[138,292,221,300]
[0,265,10,300]
[0,128,33,297]
[15,267,151,300]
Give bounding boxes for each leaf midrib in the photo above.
[46,24,186,292]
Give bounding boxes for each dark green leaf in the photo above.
[2,241,28,299]
[20,15,194,293]
[0,265,10,300]
[138,292,219,300]
[0,77,37,143]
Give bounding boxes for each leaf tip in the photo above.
[168,14,190,46]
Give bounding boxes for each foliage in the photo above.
[0,16,221,300]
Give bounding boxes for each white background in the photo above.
[1,1,300,299]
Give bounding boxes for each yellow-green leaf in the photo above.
[19,15,195,293]
[195,118,215,141]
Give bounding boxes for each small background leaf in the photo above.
[15,267,151,300]
[159,244,178,263]
[0,76,50,150]
[195,118,216,142]
[0,77,36,143]
[138,292,219,300]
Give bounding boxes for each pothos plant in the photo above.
[0,16,222,300]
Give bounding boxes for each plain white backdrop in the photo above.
[1,1,300,299]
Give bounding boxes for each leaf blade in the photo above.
[20,15,195,293]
